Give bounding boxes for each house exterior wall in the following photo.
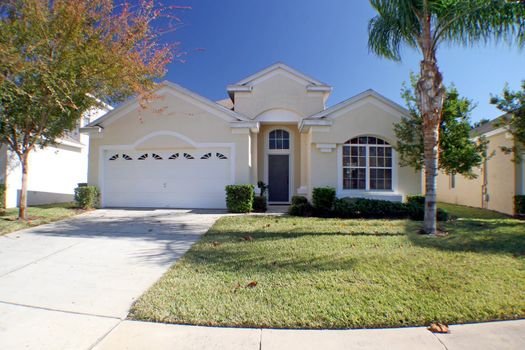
[233,74,325,119]
[87,91,251,201]
[436,131,517,215]
[308,101,422,201]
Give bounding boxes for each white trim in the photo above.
[98,131,236,207]
[264,126,294,204]
[472,127,507,140]
[336,140,399,200]
[233,62,329,87]
[308,89,409,120]
[230,121,260,133]
[316,144,337,153]
[298,119,333,133]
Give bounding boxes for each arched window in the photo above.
[269,129,290,150]
[342,136,392,190]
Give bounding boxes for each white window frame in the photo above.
[336,138,399,200]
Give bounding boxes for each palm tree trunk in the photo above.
[18,152,29,220]
[417,58,445,235]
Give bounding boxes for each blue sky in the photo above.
[162,0,523,122]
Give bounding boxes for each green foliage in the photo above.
[395,75,487,178]
[332,197,448,221]
[406,195,425,206]
[288,196,312,217]
[312,187,336,215]
[515,195,525,215]
[368,0,525,62]
[74,186,99,209]
[490,81,525,161]
[252,196,267,213]
[225,185,254,213]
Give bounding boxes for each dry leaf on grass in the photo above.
[243,235,253,241]
[212,241,221,247]
[246,281,257,288]
[428,323,449,333]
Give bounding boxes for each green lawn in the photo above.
[130,203,525,329]
[0,203,85,236]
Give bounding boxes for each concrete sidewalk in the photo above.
[94,319,525,350]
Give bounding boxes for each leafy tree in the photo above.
[395,75,487,178]
[0,0,186,219]
[490,81,525,160]
[368,0,524,234]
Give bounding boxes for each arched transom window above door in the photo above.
[342,136,393,191]
[269,129,290,150]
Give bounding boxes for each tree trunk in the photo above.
[18,152,29,220]
[417,58,445,235]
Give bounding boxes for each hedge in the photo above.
[225,184,254,213]
[515,195,525,215]
[290,188,448,221]
[74,185,99,209]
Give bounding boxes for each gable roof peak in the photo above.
[233,62,331,87]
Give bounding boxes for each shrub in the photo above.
[515,195,525,215]
[74,185,99,209]
[333,197,448,221]
[288,196,312,216]
[406,195,425,206]
[225,184,254,213]
[252,195,267,213]
[336,197,408,219]
[312,187,336,215]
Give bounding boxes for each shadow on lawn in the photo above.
[409,218,525,256]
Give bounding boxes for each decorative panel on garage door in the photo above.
[103,149,231,208]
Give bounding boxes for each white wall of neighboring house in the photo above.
[1,107,109,208]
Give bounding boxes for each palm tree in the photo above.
[368,0,524,234]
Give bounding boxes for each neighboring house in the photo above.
[0,107,110,208]
[437,115,525,215]
[82,63,422,209]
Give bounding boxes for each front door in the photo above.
[268,154,289,202]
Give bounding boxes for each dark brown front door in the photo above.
[268,154,289,202]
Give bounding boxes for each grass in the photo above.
[0,202,85,236]
[130,203,525,329]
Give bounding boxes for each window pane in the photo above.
[385,158,392,167]
[377,147,384,157]
[343,156,350,166]
[283,140,289,149]
[370,157,376,167]
[343,146,350,156]
[368,137,377,144]
[269,139,276,149]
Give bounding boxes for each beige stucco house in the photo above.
[82,63,422,208]
[437,116,525,215]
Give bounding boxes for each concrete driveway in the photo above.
[0,209,222,350]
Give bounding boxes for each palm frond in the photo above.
[368,0,421,60]
[435,0,525,47]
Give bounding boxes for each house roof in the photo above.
[470,114,509,136]
[233,62,330,87]
[87,81,247,127]
[307,89,410,119]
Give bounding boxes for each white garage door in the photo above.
[103,149,231,208]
